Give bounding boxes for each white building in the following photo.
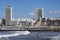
[31,19,36,26]
[6,6,12,25]
[0,19,2,25]
[18,18,32,26]
[34,8,44,21]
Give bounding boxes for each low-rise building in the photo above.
[9,18,19,26]
[9,20,19,26]
[42,18,60,26]
[0,19,2,26]
[2,19,6,25]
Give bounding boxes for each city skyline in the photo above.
[0,0,60,19]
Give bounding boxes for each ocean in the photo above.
[0,31,60,40]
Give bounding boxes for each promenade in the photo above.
[0,26,60,32]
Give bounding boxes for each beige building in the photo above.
[6,6,12,25]
[9,20,19,26]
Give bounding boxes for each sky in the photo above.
[0,0,60,19]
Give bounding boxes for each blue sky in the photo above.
[0,0,60,19]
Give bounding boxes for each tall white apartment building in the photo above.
[6,6,12,25]
[34,8,44,21]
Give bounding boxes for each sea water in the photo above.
[0,31,60,40]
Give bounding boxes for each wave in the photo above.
[45,34,60,40]
[0,31,30,38]
[50,35,60,40]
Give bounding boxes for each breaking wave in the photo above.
[50,34,60,40]
[0,31,30,38]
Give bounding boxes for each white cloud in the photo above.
[48,10,60,14]
[28,12,34,16]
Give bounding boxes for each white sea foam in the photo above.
[0,31,30,38]
[49,35,60,40]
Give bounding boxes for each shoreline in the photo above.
[0,26,60,32]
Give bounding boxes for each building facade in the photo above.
[34,8,44,21]
[6,6,12,25]
[0,19,2,26]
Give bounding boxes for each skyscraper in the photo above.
[6,6,12,25]
[34,8,44,21]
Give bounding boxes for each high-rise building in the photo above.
[34,8,44,21]
[6,6,12,25]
